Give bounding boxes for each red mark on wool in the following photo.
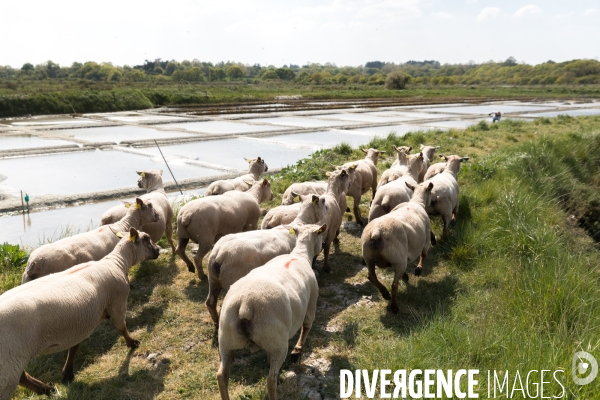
[68,264,90,274]
[407,207,410,211]
[98,228,103,232]
[284,258,297,269]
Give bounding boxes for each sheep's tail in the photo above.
[209,260,221,277]
[381,197,390,213]
[237,302,254,339]
[368,227,384,251]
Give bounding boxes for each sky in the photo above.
[1,0,599,68]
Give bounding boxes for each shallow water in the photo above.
[239,116,362,128]
[369,111,459,120]
[423,119,484,129]
[142,137,315,170]
[313,113,416,123]
[343,124,440,137]
[154,120,288,134]
[420,104,553,115]
[8,117,98,126]
[0,149,221,197]
[0,134,78,150]
[518,109,600,118]
[49,126,200,143]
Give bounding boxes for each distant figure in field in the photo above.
[489,111,502,123]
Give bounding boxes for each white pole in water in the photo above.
[20,190,25,214]
[154,139,183,195]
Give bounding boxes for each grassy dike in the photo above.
[2,116,600,399]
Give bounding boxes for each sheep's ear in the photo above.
[407,146,413,152]
[159,170,163,175]
[325,171,331,177]
[262,178,269,186]
[438,154,445,159]
[315,224,327,234]
[360,148,367,154]
[257,156,262,162]
[434,146,440,150]
[393,145,399,152]
[341,169,347,176]
[405,182,415,191]
[461,157,470,162]
[135,197,143,209]
[418,152,424,159]
[123,201,132,209]
[291,191,301,200]
[136,171,146,177]
[311,195,319,204]
[426,182,434,191]
[244,180,254,186]
[115,231,124,238]
[348,163,358,171]
[129,227,139,243]
[378,150,386,154]
[244,157,251,163]
[443,155,450,161]
[420,144,425,149]
[283,225,297,236]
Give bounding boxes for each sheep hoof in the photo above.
[128,339,141,349]
[187,264,195,273]
[450,219,457,227]
[402,273,409,282]
[62,371,75,384]
[323,267,331,274]
[333,237,340,244]
[346,207,350,212]
[40,385,56,396]
[290,349,302,363]
[381,290,391,300]
[414,267,423,277]
[431,235,437,246]
[390,304,399,314]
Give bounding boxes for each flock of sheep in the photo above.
[0,146,468,400]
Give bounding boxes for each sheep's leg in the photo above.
[217,349,234,400]
[108,303,140,349]
[365,259,390,300]
[176,238,195,273]
[18,371,54,396]
[193,244,211,280]
[352,194,363,225]
[415,249,427,276]
[322,240,332,273]
[266,349,287,400]
[165,221,176,254]
[451,203,459,226]
[61,343,80,383]
[333,228,340,244]
[441,213,451,241]
[291,325,311,363]
[390,261,407,314]
[205,280,222,326]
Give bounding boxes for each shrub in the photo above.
[261,70,280,80]
[384,71,409,89]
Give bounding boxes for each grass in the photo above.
[1,80,600,117]
[2,115,600,399]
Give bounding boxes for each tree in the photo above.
[21,63,33,75]
[385,71,410,89]
[209,67,227,81]
[227,65,244,80]
[503,56,517,67]
[275,67,295,80]
[165,62,179,76]
[261,70,279,80]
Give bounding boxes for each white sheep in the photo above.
[100,169,176,253]
[205,157,268,195]
[418,144,441,182]
[281,181,327,205]
[216,224,327,400]
[377,149,416,188]
[261,192,328,229]
[361,182,434,313]
[390,145,413,167]
[176,179,274,279]
[0,228,159,399]
[22,198,159,282]
[423,161,446,181]
[368,153,424,222]
[424,155,469,240]
[339,148,385,225]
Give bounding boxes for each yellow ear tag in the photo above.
[288,228,295,235]
[123,203,131,209]
[129,235,136,243]
[140,172,146,178]
[116,232,124,238]
[135,203,141,210]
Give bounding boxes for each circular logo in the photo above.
[572,351,598,385]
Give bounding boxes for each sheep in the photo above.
[339,148,385,225]
[261,166,354,230]
[424,155,469,240]
[377,149,415,188]
[176,179,274,279]
[216,223,327,400]
[368,152,425,222]
[205,157,268,195]
[417,144,441,182]
[281,181,327,205]
[361,182,434,313]
[423,161,446,181]
[206,215,325,325]
[0,228,160,399]
[22,198,159,283]
[261,192,328,230]
[390,145,413,166]
[100,169,176,253]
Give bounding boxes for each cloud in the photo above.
[584,8,598,16]
[513,5,542,18]
[476,7,500,21]
[431,11,453,19]
[552,12,575,19]
[466,0,477,3]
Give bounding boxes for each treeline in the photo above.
[1,57,600,86]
